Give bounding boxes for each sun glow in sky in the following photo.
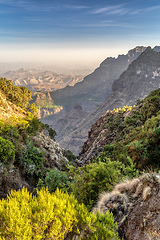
[0,0,160,68]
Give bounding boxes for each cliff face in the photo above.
[0,132,71,198]
[56,47,160,155]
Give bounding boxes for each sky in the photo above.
[0,0,160,69]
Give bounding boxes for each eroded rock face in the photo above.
[32,132,69,170]
[94,172,160,240]
[0,132,73,199]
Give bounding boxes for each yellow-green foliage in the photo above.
[0,188,119,240]
[0,188,80,239]
[106,105,136,114]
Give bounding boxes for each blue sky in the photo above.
[0,0,160,67]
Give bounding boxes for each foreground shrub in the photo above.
[0,188,119,240]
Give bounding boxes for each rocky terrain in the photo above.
[1,55,160,239]
[94,172,160,240]
[2,68,84,92]
[53,46,160,155]
[0,132,71,199]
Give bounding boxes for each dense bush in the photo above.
[63,149,77,163]
[0,136,15,165]
[45,169,70,193]
[44,124,56,140]
[0,188,119,240]
[70,160,123,211]
[19,141,45,177]
[99,89,160,171]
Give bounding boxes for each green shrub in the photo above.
[70,160,122,211]
[19,141,45,177]
[44,124,56,140]
[64,149,77,162]
[0,137,15,165]
[88,211,120,240]
[45,169,70,193]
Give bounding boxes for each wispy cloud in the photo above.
[63,4,89,10]
[81,22,135,28]
[0,0,89,12]
[131,5,160,15]
[91,4,128,16]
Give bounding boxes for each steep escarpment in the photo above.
[49,46,146,112]
[57,47,160,155]
[79,86,160,169]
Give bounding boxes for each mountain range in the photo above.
[2,69,84,92]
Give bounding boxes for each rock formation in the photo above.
[93,172,160,240]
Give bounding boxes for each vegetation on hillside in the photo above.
[1,77,160,239]
[99,88,160,170]
[0,78,57,185]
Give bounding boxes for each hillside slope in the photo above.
[0,91,26,120]
[0,79,75,198]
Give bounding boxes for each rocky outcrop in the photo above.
[0,131,74,199]
[94,172,160,240]
[32,132,70,170]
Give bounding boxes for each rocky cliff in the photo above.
[49,46,146,112]
[55,47,160,155]
[0,132,71,198]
